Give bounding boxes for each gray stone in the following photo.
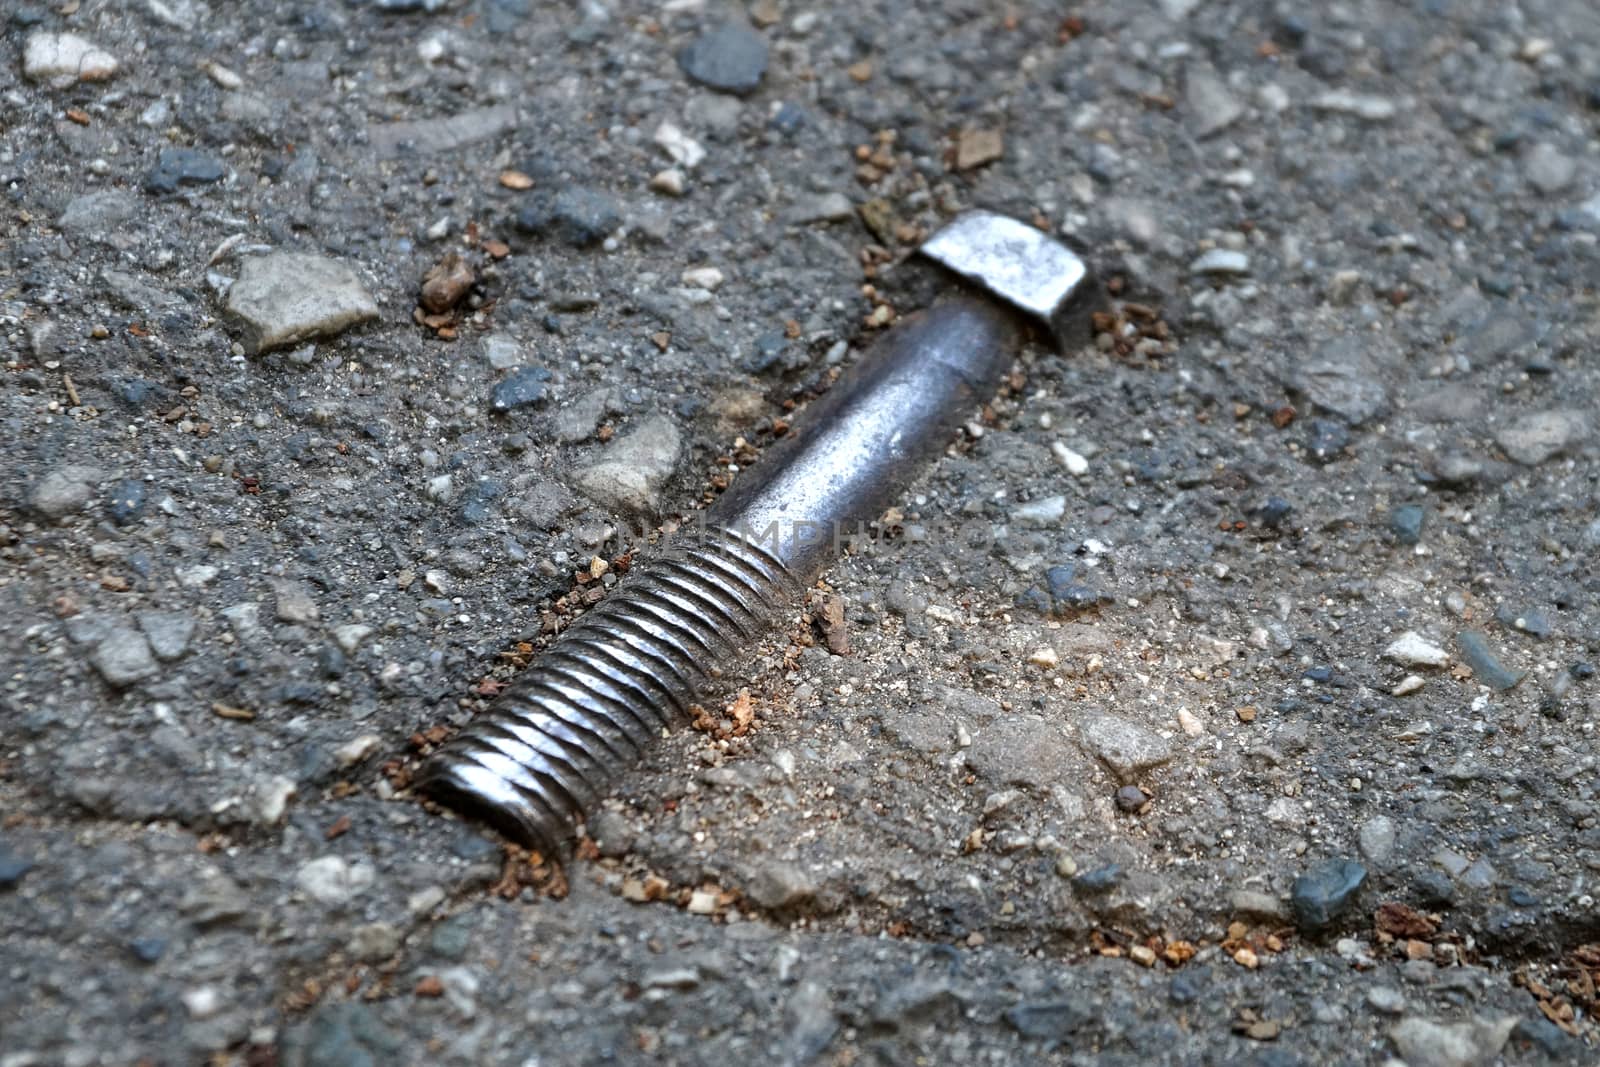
[1076,711,1172,783]
[481,333,522,370]
[102,269,185,315]
[1291,857,1367,931]
[677,23,769,95]
[743,860,817,911]
[1186,65,1244,138]
[30,464,106,520]
[137,611,196,661]
[348,923,402,963]
[967,715,1081,790]
[1389,1016,1517,1067]
[179,874,251,928]
[368,104,519,159]
[1523,143,1577,195]
[551,388,613,444]
[1368,986,1406,1014]
[1228,889,1290,923]
[1461,314,1539,363]
[90,627,159,688]
[226,253,379,353]
[571,415,683,514]
[1294,335,1390,426]
[1358,815,1397,866]
[1459,857,1497,891]
[272,579,320,625]
[787,192,855,225]
[59,190,138,234]
[1494,409,1589,465]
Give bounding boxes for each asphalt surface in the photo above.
[2,1,1599,1064]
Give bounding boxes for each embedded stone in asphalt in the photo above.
[225,254,379,353]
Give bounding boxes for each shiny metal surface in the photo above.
[918,210,1089,347]
[418,214,1090,853]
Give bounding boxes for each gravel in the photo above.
[6,1,1600,1062]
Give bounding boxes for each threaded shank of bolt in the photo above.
[417,524,800,853]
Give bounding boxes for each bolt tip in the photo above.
[416,754,568,857]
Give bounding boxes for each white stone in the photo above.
[332,623,373,653]
[653,121,705,169]
[252,776,297,824]
[1392,674,1425,696]
[177,564,220,588]
[1384,631,1449,668]
[681,266,725,291]
[1190,249,1251,275]
[334,734,383,768]
[650,168,686,196]
[23,32,119,86]
[1012,495,1066,527]
[181,986,223,1019]
[1026,647,1060,669]
[1311,91,1398,121]
[1177,708,1204,737]
[295,856,375,905]
[1388,1016,1516,1067]
[1051,441,1089,475]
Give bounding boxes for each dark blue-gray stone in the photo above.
[1291,857,1366,930]
[459,479,505,525]
[1004,1000,1093,1041]
[1015,586,1052,614]
[145,149,225,194]
[1072,863,1122,894]
[289,1002,405,1067]
[770,101,806,134]
[129,937,167,963]
[1513,1015,1577,1058]
[676,23,769,95]
[1494,605,1551,640]
[1305,418,1351,462]
[429,914,474,961]
[1168,967,1209,1004]
[0,839,33,888]
[106,478,148,525]
[1254,496,1294,528]
[1457,630,1525,690]
[1044,563,1107,614]
[513,186,621,247]
[489,366,552,413]
[1389,504,1425,545]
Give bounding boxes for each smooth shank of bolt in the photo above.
[418,294,1019,853]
